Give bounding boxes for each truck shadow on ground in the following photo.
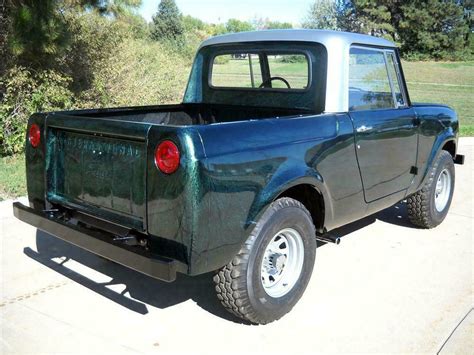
[330,200,415,241]
[23,201,414,324]
[24,232,246,323]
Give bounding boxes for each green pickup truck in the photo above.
[14,30,464,324]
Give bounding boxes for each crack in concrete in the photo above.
[436,307,473,354]
[0,280,70,308]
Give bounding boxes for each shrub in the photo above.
[214,55,231,65]
[0,66,73,156]
[78,39,190,108]
[63,12,128,94]
[403,48,473,62]
[278,54,307,63]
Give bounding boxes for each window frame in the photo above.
[208,49,313,93]
[384,50,408,109]
[348,45,409,112]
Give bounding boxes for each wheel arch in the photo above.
[418,135,457,191]
[246,168,333,235]
[275,184,325,233]
[441,139,456,158]
[190,165,332,276]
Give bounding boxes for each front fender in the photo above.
[416,133,457,191]
[411,104,458,194]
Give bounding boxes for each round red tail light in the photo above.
[155,140,180,174]
[28,123,41,148]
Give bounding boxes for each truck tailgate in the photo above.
[45,113,151,231]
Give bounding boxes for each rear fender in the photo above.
[246,163,332,232]
[187,162,332,275]
[25,113,48,210]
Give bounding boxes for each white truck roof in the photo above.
[200,29,398,113]
[200,29,396,49]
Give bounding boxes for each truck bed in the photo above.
[63,103,314,125]
[40,103,314,234]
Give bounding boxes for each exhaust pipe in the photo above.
[316,233,341,245]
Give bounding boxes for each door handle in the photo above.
[356,125,373,133]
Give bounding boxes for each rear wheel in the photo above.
[213,197,317,324]
[407,150,455,228]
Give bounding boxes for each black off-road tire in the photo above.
[213,197,317,324]
[407,150,455,228]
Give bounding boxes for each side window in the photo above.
[211,53,263,88]
[386,52,406,107]
[349,47,395,111]
[267,54,309,89]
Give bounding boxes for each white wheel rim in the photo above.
[434,168,451,212]
[260,228,304,298]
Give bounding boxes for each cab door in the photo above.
[348,47,418,203]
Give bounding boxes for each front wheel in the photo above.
[213,197,317,324]
[407,150,455,228]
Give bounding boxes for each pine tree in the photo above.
[335,0,359,31]
[8,0,68,68]
[85,0,142,18]
[1,0,10,77]
[323,0,469,58]
[350,0,395,40]
[150,0,184,41]
[5,0,142,69]
[397,0,469,59]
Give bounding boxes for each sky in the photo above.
[139,0,314,25]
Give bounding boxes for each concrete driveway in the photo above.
[1,139,472,354]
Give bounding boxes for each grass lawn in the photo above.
[0,155,26,201]
[214,58,474,135]
[1,60,472,200]
[402,61,474,136]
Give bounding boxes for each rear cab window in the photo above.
[184,42,327,113]
[211,52,310,90]
[349,47,406,111]
[211,53,264,88]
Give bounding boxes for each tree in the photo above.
[303,0,339,30]
[302,0,363,31]
[225,19,254,33]
[397,0,469,59]
[5,0,143,69]
[91,0,142,18]
[334,0,358,31]
[305,0,470,59]
[59,0,142,17]
[263,20,293,29]
[7,0,69,68]
[209,23,227,36]
[351,0,395,40]
[182,15,206,32]
[252,17,293,30]
[1,0,11,78]
[461,0,472,32]
[150,0,184,41]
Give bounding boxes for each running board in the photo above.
[316,233,341,245]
